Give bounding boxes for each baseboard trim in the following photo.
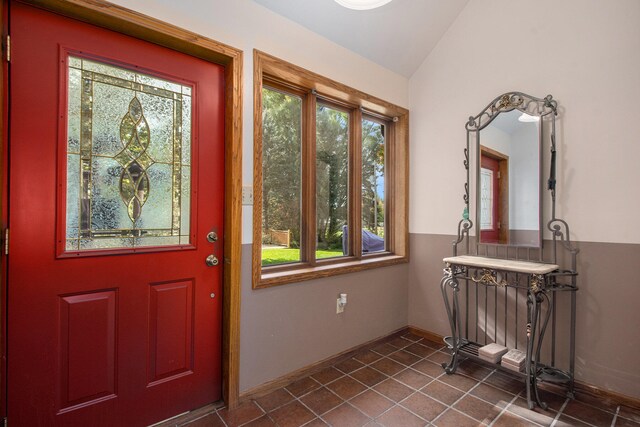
[239,325,640,411]
[572,381,640,411]
[239,326,409,402]
[407,325,445,345]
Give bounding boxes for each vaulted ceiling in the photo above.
[252,0,469,77]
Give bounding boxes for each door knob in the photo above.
[205,254,219,267]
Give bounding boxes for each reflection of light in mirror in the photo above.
[334,0,392,10]
[518,112,540,122]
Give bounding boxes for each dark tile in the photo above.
[453,395,502,424]
[507,397,557,426]
[268,401,315,427]
[322,403,370,427]
[254,388,294,412]
[303,419,328,427]
[616,417,640,427]
[620,406,640,423]
[510,391,566,413]
[363,422,384,427]
[388,337,413,349]
[421,380,465,405]
[573,392,619,414]
[555,415,594,427]
[300,387,343,416]
[438,373,477,392]
[350,390,395,418]
[372,343,398,356]
[401,332,423,342]
[335,358,365,374]
[286,377,321,397]
[427,351,451,365]
[393,368,432,390]
[182,412,225,427]
[218,401,264,427]
[311,367,344,385]
[242,415,277,427]
[456,360,493,381]
[371,358,405,376]
[412,359,446,378]
[350,366,388,387]
[404,343,435,358]
[326,376,367,400]
[470,383,514,407]
[420,339,445,350]
[354,350,383,365]
[388,350,421,367]
[563,400,615,426]
[483,371,525,395]
[401,392,447,421]
[492,411,538,427]
[373,379,413,402]
[432,409,482,427]
[376,405,425,427]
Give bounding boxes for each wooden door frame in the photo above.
[480,145,509,244]
[0,0,243,412]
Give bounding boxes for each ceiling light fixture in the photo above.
[334,0,393,10]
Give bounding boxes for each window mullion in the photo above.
[302,92,317,266]
[351,108,363,259]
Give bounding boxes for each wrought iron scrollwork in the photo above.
[471,269,508,287]
[465,92,557,132]
[547,218,579,256]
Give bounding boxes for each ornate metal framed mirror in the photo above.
[464,92,557,251]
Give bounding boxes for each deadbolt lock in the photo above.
[205,254,219,267]
[207,231,218,243]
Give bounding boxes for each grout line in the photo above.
[431,367,497,425]
[611,406,620,427]
[231,340,580,427]
[216,410,230,427]
[323,342,445,424]
[550,397,570,427]
[486,393,525,427]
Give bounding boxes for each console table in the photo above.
[440,255,578,409]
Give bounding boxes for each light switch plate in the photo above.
[242,186,253,205]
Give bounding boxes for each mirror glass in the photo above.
[477,109,540,246]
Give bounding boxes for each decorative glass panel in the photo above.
[316,104,348,259]
[65,56,192,251]
[362,119,386,253]
[480,167,494,230]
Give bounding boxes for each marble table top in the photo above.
[443,255,559,275]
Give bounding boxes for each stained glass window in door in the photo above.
[480,167,493,230]
[65,56,192,251]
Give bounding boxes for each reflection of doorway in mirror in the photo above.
[480,146,509,244]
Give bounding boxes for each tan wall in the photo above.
[239,245,409,392]
[408,233,640,399]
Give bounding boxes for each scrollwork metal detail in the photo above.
[465,92,557,131]
[471,269,508,287]
[530,274,545,293]
[547,218,579,255]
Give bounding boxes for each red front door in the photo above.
[7,3,225,425]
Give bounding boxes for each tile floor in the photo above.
[172,333,640,427]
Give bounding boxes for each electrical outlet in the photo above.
[336,298,344,314]
[242,186,253,205]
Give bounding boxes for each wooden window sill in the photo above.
[254,254,408,289]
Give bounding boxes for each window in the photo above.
[253,50,409,288]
